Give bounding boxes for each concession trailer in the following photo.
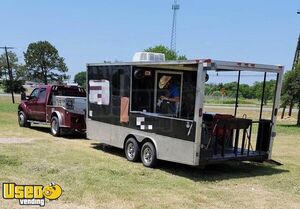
[86,57,283,167]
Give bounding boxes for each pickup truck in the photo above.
[18,85,86,136]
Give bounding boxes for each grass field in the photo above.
[0,95,299,209]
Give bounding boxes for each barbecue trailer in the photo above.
[86,59,283,167]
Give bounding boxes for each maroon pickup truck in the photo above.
[18,85,86,136]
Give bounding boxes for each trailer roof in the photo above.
[87,59,284,73]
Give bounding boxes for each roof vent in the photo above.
[132,52,165,62]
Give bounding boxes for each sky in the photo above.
[0,0,299,83]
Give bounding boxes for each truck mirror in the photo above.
[21,92,26,100]
[205,73,209,82]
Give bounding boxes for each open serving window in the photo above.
[130,66,197,120]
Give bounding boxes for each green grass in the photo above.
[205,98,259,105]
[0,96,19,113]
[0,95,299,209]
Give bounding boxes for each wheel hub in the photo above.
[127,143,135,158]
[51,120,58,134]
[19,114,24,124]
[144,147,152,163]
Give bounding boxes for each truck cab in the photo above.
[18,85,86,136]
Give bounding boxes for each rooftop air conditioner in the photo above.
[132,52,165,62]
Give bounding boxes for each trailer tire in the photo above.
[141,142,157,168]
[51,116,61,137]
[125,138,140,162]
[18,111,30,128]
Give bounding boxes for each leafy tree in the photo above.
[281,70,295,118]
[281,62,300,125]
[239,84,255,99]
[1,80,25,93]
[0,51,25,93]
[74,71,86,89]
[253,80,275,105]
[144,45,187,60]
[24,41,68,84]
[223,82,238,98]
[0,51,18,78]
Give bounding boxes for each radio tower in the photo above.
[292,34,300,70]
[170,0,180,52]
[295,10,300,69]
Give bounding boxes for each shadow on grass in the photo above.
[0,155,22,166]
[90,142,288,181]
[30,126,87,140]
[91,143,125,158]
[159,160,288,182]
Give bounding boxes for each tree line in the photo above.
[205,80,276,105]
[0,41,68,93]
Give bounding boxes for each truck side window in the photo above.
[30,88,39,99]
[38,88,47,102]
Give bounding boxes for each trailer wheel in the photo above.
[125,138,140,162]
[51,116,61,137]
[141,142,157,168]
[18,111,30,127]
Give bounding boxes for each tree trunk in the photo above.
[43,70,47,85]
[288,102,294,117]
[281,106,286,119]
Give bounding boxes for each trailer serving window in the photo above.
[130,66,196,120]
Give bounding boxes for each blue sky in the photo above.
[0,0,299,83]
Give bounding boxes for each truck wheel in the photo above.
[18,111,30,127]
[125,138,140,162]
[141,142,157,168]
[51,116,61,137]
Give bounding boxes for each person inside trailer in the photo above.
[158,75,180,116]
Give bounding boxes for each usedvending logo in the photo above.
[2,182,62,207]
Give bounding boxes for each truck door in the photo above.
[26,88,39,120]
[35,87,47,121]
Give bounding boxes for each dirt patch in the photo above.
[0,137,33,144]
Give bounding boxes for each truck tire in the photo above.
[51,116,61,137]
[141,142,157,168]
[18,111,30,128]
[125,138,140,162]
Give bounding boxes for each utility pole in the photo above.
[0,46,15,104]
